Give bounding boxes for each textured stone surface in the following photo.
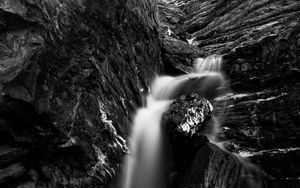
[161,94,263,188]
[158,1,206,75]
[163,93,213,138]
[0,163,25,184]
[161,36,205,74]
[0,0,161,187]
[178,143,243,188]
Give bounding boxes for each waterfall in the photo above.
[122,98,171,188]
[121,55,261,188]
[194,55,223,73]
[121,77,175,188]
[192,55,227,143]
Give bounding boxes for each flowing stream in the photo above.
[121,55,262,188]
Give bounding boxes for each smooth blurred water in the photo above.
[120,55,262,188]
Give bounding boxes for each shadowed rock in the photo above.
[162,93,263,188]
[0,0,161,187]
[0,163,25,184]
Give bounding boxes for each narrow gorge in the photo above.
[0,0,299,187]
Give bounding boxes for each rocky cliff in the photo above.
[1,0,300,187]
[0,0,161,187]
[158,0,300,187]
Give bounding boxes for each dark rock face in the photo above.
[162,94,212,183]
[163,94,213,138]
[0,0,161,187]
[161,36,205,74]
[179,143,243,188]
[162,94,263,188]
[158,1,206,75]
[158,0,300,187]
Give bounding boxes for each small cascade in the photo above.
[193,55,223,73]
[121,77,176,188]
[122,98,171,188]
[192,55,227,142]
[121,55,262,188]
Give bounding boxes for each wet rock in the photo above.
[217,84,300,151]
[162,94,212,181]
[158,0,206,75]
[0,163,25,184]
[246,148,300,188]
[157,0,186,38]
[0,146,29,165]
[161,36,205,74]
[216,84,300,187]
[162,93,263,188]
[163,93,214,138]
[178,143,243,188]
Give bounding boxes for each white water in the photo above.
[121,55,231,188]
[123,98,171,188]
[194,55,223,73]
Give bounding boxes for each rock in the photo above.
[178,143,243,188]
[161,36,205,74]
[0,146,29,165]
[0,163,25,184]
[162,94,212,179]
[0,0,161,187]
[217,85,300,151]
[246,147,300,188]
[157,0,186,38]
[162,93,264,188]
[16,181,36,188]
[182,0,300,55]
[158,0,206,75]
[214,87,300,186]
[163,93,213,138]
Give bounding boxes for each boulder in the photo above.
[162,93,263,188]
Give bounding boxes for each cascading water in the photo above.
[194,55,223,73]
[121,55,262,188]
